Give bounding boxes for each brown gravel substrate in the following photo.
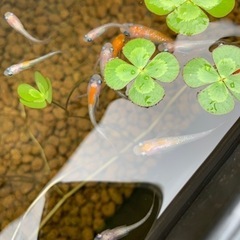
[0,0,239,238]
[38,182,134,240]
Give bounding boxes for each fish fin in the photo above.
[94,57,100,72]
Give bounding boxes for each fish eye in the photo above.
[84,35,92,42]
[123,31,130,37]
[4,68,13,76]
[95,234,102,239]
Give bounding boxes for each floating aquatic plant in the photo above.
[144,0,235,35]
[17,71,52,109]
[183,45,240,115]
[104,38,179,107]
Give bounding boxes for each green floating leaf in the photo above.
[213,45,240,76]
[183,58,219,87]
[192,0,221,10]
[134,73,155,94]
[104,58,139,90]
[128,81,165,107]
[225,74,240,101]
[18,84,44,101]
[144,0,185,15]
[35,71,52,103]
[145,52,179,82]
[167,2,209,35]
[19,98,47,109]
[17,71,53,109]
[205,0,235,17]
[123,38,155,68]
[198,82,234,115]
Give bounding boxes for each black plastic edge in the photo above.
[147,117,240,240]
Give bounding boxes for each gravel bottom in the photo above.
[0,0,239,238]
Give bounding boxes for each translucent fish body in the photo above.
[133,128,215,156]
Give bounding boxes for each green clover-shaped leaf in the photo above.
[144,0,235,35]
[128,81,165,107]
[17,71,53,109]
[198,82,234,115]
[144,52,180,82]
[167,1,209,35]
[183,45,240,115]
[104,58,139,90]
[123,38,155,68]
[144,0,185,15]
[183,58,219,87]
[104,38,179,107]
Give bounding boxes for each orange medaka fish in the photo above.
[87,74,111,142]
[120,23,174,52]
[4,12,47,43]
[99,42,113,76]
[111,33,126,57]
[4,50,61,76]
[84,23,123,42]
[133,128,216,156]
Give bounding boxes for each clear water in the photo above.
[0,0,239,239]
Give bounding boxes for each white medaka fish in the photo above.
[99,42,113,76]
[84,23,123,42]
[4,51,61,76]
[4,12,47,43]
[94,196,154,240]
[134,128,216,156]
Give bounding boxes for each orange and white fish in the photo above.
[4,50,61,76]
[4,12,47,43]
[99,42,113,76]
[84,23,123,42]
[120,23,174,52]
[133,128,215,156]
[87,74,115,146]
[111,33,126,57]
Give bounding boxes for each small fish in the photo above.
[4,12,47,43]
[209,36,240,52]
[94,195,154,240]
[158,39,216,54]
[88,74,111,142]
[84,23,123,42]
[4,51,61,76]
[111,33,126,57]
[100,42,114,76]
[133,128,215,156]
[120,23,174,52]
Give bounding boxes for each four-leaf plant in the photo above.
[17,71,52,109]
[183,45,240,115]
[144,0,235,35]
[104,38,180,107]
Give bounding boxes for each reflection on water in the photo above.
[38,182,161,240]
[0,0,239,239]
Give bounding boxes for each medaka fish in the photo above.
[4,50,61,76]
[120,23,174,52]
[84,23,123,42]
[4,12,48,43]
[133,128,216,156]
[94,195,154,240]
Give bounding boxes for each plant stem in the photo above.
[19,104,51,173]
[51,100,68,112]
